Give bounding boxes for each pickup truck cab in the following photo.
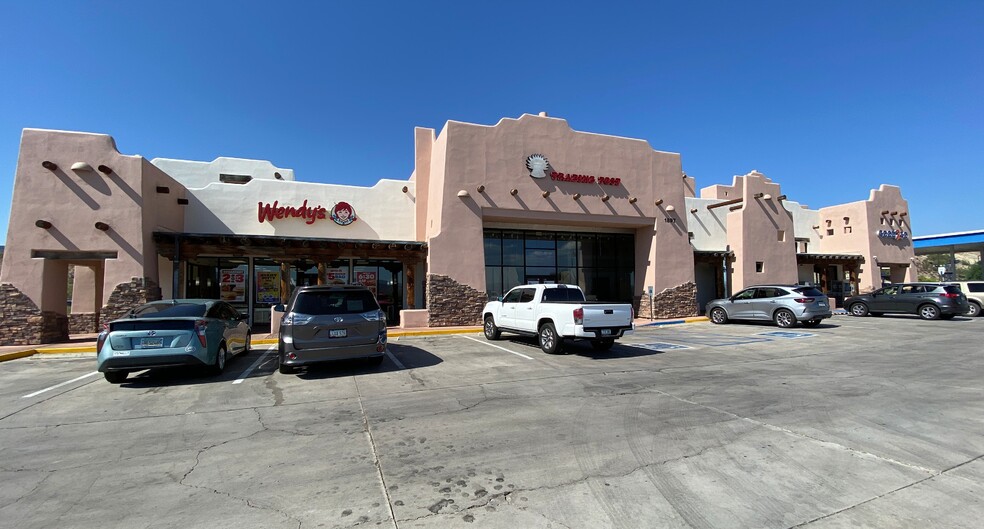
[482,284,634,354]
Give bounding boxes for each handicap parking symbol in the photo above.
[633,342,691,351]
[757,331,815,339]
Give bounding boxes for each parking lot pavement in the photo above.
[0,315,982,528]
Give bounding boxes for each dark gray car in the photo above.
[275,285,387,374]
[707,285,832,328]
[845,283,969,320]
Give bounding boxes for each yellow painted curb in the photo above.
[36,347,96,355]
[0,350,38,363]
[390,328,482,338]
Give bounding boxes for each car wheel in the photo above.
[104,371,128,384]
[967,302,982,317]
[918,304,941,320]
[849,303,869,317]
[591,338,615,351]
[773,308,797,328]
[802,319,821,328]
[484,316,501,340]
[538,323,563,354]
[210,345,227,375]
[709,307,729,324]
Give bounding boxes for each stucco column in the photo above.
[279,262,290,304]
[403,260,416,309]
[317,262,327,285]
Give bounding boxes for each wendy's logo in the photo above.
[330,201,357,226]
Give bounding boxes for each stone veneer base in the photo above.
[637,282,698,320]
[426,274,487,327]
[0,283,69,345]
[99,278,163,327]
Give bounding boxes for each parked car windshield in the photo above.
[293,290,380,315]
[132,302,207,318]
[792,287,825,297]
[541,287,586,302]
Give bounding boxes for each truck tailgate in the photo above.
[581,304,632,328]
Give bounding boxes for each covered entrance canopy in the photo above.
[152,232,427,329]
[796,253,865,304]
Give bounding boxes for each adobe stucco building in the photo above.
[0,113,915,345]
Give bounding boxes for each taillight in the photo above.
[794,298,815,303]
[96,323,109,351]
[194,319,208,347]
[941,292,960,299]
[573,307,584,325]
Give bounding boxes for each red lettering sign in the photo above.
[550,171,620,186]
[258,200,328,225]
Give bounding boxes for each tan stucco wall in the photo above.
[818,185,915,292]
[422,113,694,296]
[723,172,797,290]
[0,130,163,311]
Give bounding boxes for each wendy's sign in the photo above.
[257,200,358,226]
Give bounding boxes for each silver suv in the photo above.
[949,281,983,317]
[707,285,832,328]
[276,285,387,374]
[845,283,969,320]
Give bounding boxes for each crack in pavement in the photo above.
[354,377,400,529]
[789,453,984,528]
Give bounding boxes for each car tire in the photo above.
[773,308,797,328]
[484,316,501,340]
[104,371,128,384]
[590,338,615,351]
[538,322,563,354]
[709,307,729,324]
[849,303,869,317]
[967,302,982,317]
[210,345,227,375]
[918,304,941,320]
[802,319,821,328]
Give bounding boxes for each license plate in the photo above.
[600,329,612,336]
[329,329,347,338]
[140,338,164,348]
[818,303,827,307]
[113,351,130,357]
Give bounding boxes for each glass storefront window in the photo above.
[484,232,502,266]
[483,229,634,302]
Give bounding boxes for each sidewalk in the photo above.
[0,316,709,363]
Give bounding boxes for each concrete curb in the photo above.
[0,350,38,363]
[639,316,710,327]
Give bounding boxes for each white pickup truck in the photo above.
[482,284,634,354]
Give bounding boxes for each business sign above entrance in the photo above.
[876,229,909,240]
[525,153,621,186]
[258,200,358,226]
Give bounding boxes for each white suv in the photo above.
[951,281,984,317]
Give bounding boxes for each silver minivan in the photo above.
[276,285,387,374]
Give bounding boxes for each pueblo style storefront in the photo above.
[0,114,915,345]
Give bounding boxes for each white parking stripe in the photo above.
[22,371,100,398]
[459,335,534,360]
[385,349,406,370]
[232,347,275,384]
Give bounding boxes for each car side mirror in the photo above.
[273,304,285,312]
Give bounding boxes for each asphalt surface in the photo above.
[1,314,982,528]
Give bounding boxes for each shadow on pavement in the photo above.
[291,344,443,381]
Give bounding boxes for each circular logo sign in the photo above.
[526,153,550,179]
[330,201,357,226]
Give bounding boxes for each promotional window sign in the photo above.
[326,267,348,285]
[356,271,378,297]
[220,269,246,302]
[256,271,281,304]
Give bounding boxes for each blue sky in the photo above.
[1,1,982,244]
